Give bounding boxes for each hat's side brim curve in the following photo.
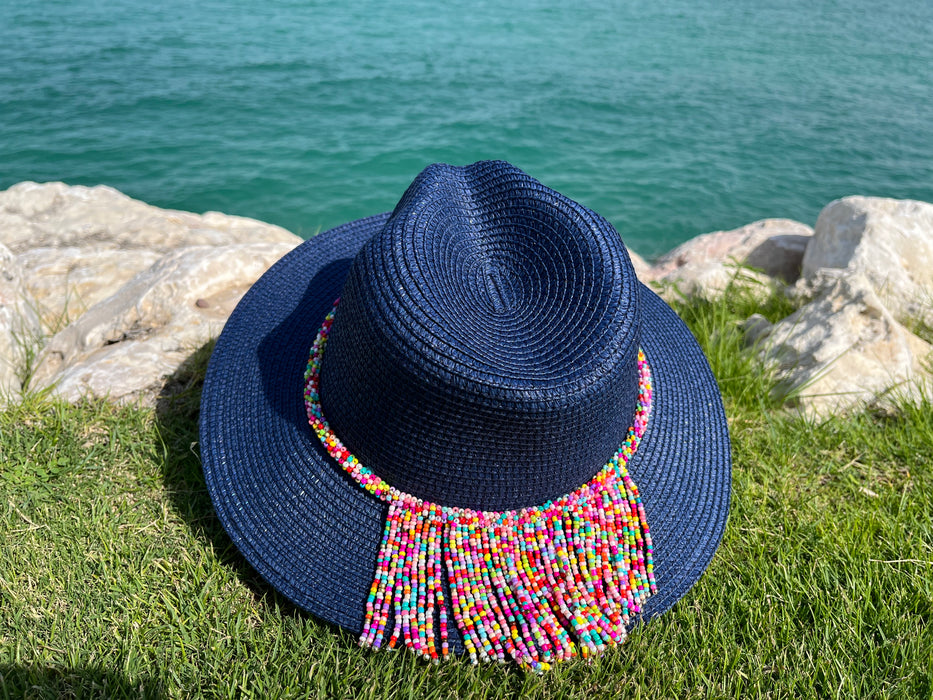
[199,213,731,644]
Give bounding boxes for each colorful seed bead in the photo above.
[304,301,656,671]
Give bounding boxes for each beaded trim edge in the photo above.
[303,301,656,671]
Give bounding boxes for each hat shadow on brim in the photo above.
[154,335,360,647]
[198,205,731,656]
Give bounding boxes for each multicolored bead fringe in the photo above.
[304,302,656,671]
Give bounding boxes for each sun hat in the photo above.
[199,160,731,670]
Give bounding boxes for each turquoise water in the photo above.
[2,0,931,257]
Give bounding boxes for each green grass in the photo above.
[1,289,931,699]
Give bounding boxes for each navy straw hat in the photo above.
[200,160,730,669]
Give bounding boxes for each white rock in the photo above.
[17,247,163,328]
[0,180,304,385]
[0,181,300,254]
[30,242,298,405]
[762,273,932,417]
[0,243,42,400]
[644,219,813,298]
[801,196,933,325]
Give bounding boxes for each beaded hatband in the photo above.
[304,303,656,671]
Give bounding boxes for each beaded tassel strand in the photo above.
[305,303,656,671]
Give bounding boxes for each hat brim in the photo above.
[200,213,731,647]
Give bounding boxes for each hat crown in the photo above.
[319,161,641,510]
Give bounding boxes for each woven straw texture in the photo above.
[200,161,731,651]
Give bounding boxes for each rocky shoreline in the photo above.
[1,182,931,418]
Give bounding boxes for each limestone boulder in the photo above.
[17,247,163,328]
[0,244,42,399]
[29,242,298,405]
[761,273,932,417]
[801,196,933,325]
[0,181,300,254]
[643,219,813,298]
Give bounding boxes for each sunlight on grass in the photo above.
[1,287,931,699]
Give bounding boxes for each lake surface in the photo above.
[2,0,931,257]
